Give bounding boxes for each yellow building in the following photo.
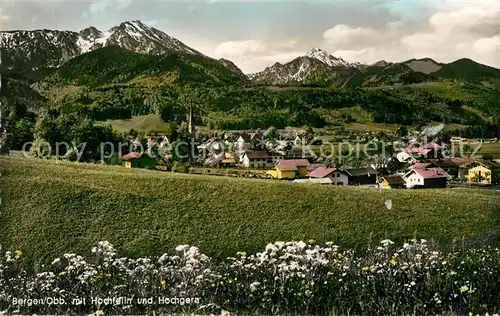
[463,160,500,184]
[380,175,406,189]
[266,159,309,179]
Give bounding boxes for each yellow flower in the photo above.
[337,253,344,259]
[160,279,166,289]
[14,250,22,258]
[390,257,398,265]
[362,266,370,272]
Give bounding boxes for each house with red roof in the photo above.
[306,166,349,185]
[219,158,236,167]
[429,157,472,179]
[266,159,310,179]
[403,166,450,188]
[404,142,443,159]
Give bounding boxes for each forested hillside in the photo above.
[2,45,500,154]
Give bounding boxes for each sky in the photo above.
[1,0,499,73]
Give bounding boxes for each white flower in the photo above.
[296,241,307,249]
[175,245,189,252]
[380,239,394,246]
[249,281,261,292]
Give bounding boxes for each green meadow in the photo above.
[1,155,499,267]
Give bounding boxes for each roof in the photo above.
[277,159,310,171]
[383,175,406,184]
[404,143,441,156]
[430,157,472,168]
[344,167,377,177]
[423,142,442,149]
[410,162,436,169]
[461,160,500,169]
[404,147,433,155]
[307,166,336,178]
[308,163,327,172]
[293,178,333,184]
[244,151,273,159]
[406,167,449,179]
[121,152,142,160]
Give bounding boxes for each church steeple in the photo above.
[188,106,193,134]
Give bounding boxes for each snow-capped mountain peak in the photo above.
[304,47,352,67]
[0,20,203,70]
[75,20,201,56]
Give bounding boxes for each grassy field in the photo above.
[97,114,171,134]
[479,142,500,158]
[1,155,500,267]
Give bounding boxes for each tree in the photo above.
[396,125,408,138]
[11,118,34,150]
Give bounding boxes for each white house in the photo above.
[307,166,349,185]
[294,135,304,146]
[395,151,417,164]
[241,151,276,168]
[403,167,449,189]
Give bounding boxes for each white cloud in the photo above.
[323,24,398,51]
[256,51,305,63]
[212,38,307,73]
[473,36,500,55]
[321,1,500,68]
[89,1,114,16]
[145,19,159,27]
[213,40,267,57]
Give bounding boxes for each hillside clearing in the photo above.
[1,155,499,266]
[97,114,172,134]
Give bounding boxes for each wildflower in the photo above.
[362,266,370,272]
[275,241,285,248]
[380,239,394,246]
[175,245,189,252]
[14,249,22,258]
[160,279,166,289]
[390,256,398,265]
[460,285,469,293]
[249,281,260,292]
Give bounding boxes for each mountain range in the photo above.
[1,19,500,145]
[2,20,500,88]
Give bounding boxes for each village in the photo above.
[120,124,500,189]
